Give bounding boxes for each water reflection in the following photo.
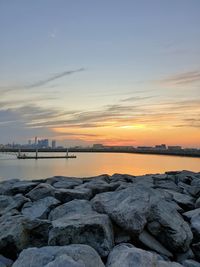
[0,152,199,180]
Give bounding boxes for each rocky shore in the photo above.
[0,170,200,266]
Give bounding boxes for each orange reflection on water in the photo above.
[0,153,199,180]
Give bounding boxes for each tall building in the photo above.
[52,140,56,149]
[34,136,37,146]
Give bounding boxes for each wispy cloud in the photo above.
[0,68,85,93]
[121,96,156,102]
[26,68,85,89]
[159,70,200,86]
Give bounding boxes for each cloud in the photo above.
[0,68,85,93]
[159,71,200,86]
[121,96,156,102]
[26,68,85,89]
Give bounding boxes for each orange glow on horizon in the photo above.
[51,124,200,148]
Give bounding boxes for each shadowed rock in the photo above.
[49,212,114,257]
[0,215,51,259]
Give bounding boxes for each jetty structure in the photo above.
[17,148,76,159]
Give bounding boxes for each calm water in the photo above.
[0,152,199,180]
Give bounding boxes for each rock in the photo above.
[49,212,114,257]
[46,176,83,186]
[178,182,200,198]
[0,255,13,267]
[113,224,131,245]
[183,260,200,267]
[191,178,200,188]
[139,230,173,258]
[22,197,60,220]
[192,242,200,261]
[154,178,181,192]
[83,174,111,183]
[176,249,195,264]
[8,181,38,195]
[147,199,193,252]
[52,180,82,189]
[183,209,200,221]
[0,194,29,216]
[195,197,200,208]
[12,245,105,267]
[49,199,93,221]
[26,183,56,201]
[54,187,93,202]
[163,190,195,210]
[0,179,19,195]
[76,180,119,196]
[92,185,151,235]
[0,214,51,259]
[109,173,135,183]
[106,243,183,267]
[190,214,200,241]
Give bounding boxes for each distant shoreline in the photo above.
[1,148,200,158]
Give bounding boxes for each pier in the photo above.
[16,148,76,160]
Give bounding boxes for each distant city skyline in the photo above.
[0,1,200,147]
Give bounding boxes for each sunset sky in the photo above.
[0,0,200,147]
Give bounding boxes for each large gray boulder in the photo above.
[0,214,51,259]
[0,194,29,216]
[92,183,193,252]
[48,199,93,221]
[12,245,105,267]
[91,185,151,235]
[49,212,114,257]
[22,197,60,220]
[26,183,56,201]
[106,243,183,267]
[147,199,193,252]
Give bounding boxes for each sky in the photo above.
[0,0,200,147]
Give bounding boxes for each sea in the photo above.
[0,152,199,181]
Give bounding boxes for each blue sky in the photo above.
[0,0,200,146]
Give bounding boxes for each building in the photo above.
[155,144,167,150]
[168,146,182,150]
[34,137,38,146]
[92,144,104,149]
[38,139,49,148]
[52,140,56,149]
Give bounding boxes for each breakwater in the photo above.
[0,170,200,266]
